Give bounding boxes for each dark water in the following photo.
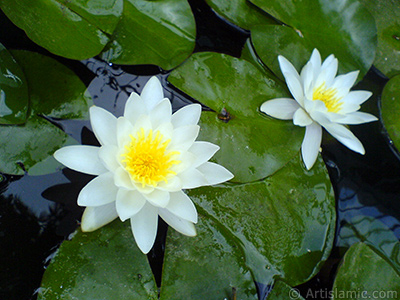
[1,1,399,299]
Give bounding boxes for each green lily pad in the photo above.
[0,0,110,60]
[160,216,258,300]
[268,281,305,300]
[205,0,277,30]
[59,0,123,35]
[338,215,400,276]
[249,0,377,79]
[381,75,400,151]
[169,52,304,183]
[38,221,158,300]
[0,43,28,125]
[0,51,90,175]
[10,50,91,119]
[187,155,335,286]
[359,0,400,78]
[101,0,196,70]
[332,243,400,300]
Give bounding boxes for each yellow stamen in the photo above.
[312,83,343,113]
[121,128,180,187]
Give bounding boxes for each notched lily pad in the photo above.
[101,0,196,70]
[169,52,304,183]
[0,43,28,124]
[381,75,400,152]
[249,0,377,79]
[38,221,158,300]
[332,243,400,300]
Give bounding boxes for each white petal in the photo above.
[188,141,220,168]
[54,145,107,175]
[341,90,372,108]
[164,191,197,223]
[301,122,322,170]
[309,49,322,83]
[149,98,172,129]
[130,203,159,254]
[154,122,174,141]
[81,202,118,232]
[156,175,182,191]
[283,71,305,106]
[293,108,313,127]
[324,123,365,154]
[114,167,134,189]
[332,71,359,91]
[168,125,199,152]
[171,104,202,128]
[124,92,147,124]
[179,168,208,189]
[300,61,314,99]
[316,54,338,88]
[98,145,120,172]
[141,76,164,112]
[143,189,170,208]
[335,111,378,125]
[159,209,196,236]
[78,172,118,206]
[116,189,146,221]
[117,116,134,148]
[197,162,234,185]
[90,106,117,146]
[260,98,300,120]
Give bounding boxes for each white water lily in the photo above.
[260,49,378,170]
[54,76,233,254]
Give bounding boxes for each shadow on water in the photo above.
[1,1,400,300]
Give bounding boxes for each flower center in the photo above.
[121,128,180,187]
[312,83,343,113]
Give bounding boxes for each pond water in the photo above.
[0,1,400,300]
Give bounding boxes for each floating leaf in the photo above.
[205,0,277,30]
[249,0,377,79]
[332,243,400,300]
[169,52,304,183]
[0,0,110,60]
[381,75,400,151]
[38,221,158,300]
[0,43,28,125]
[0,51,90,175]
[161,216,258,300]
[268,280,305,300]
[359,0,400,78]
[187,155,335,286]
[101,0,196,70]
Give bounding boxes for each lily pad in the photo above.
[0,51,90,175]
[249,0,377,79]
[187,155,335,286]
[205,0,277,30]
[0,43,28,125]
[381,75,400,151]
[38,221,158,300]
[168,52,304,183]
[101,0,196,70]
[359,0,400,78]
[332,243,400,300]
[160,216,258,300]
[0,0,110,60]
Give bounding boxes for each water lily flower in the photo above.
[260,49,378,170]
[54,76,234,254]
